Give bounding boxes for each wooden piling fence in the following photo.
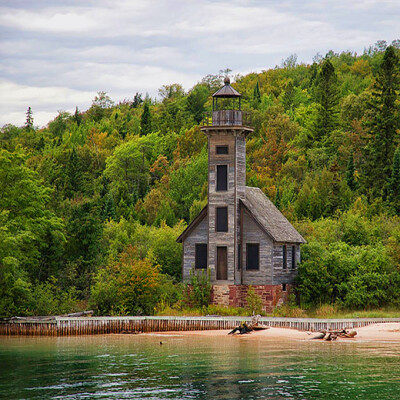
[1,316,400,336]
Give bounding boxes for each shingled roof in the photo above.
[177,187,306,244]
[241,186,306,244]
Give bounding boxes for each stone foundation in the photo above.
[210,284,291,313]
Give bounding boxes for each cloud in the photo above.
[0,0,399,127]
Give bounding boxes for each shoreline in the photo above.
[155,323,400,342]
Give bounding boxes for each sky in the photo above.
[0,0,399,127]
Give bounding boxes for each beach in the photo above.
[157,322,400,342]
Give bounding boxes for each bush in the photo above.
[186,268,211,308]
[246,285,263,315]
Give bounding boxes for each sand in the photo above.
[156,323,400,342]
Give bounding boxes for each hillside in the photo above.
[0,41,399,317]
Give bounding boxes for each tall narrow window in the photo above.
[216,145,229,155]
[195,244,207,269]
[291,245,296,270]
[246,243,259,270]
[238,245,241,270]
[282,245,287,270]
[216,165,228,191]
[216,207,228,232]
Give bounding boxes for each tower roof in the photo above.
[212,77,241,98]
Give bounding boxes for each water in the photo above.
[1,334,400,399]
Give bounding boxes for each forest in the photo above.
[0,40,399,317]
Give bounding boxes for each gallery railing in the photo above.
[202,110,252,127]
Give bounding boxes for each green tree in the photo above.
[313,59,340,143]
[140,102,152,135]
[253,82,261,108]
[364,46,400,198]
[187,84,209,123]
[346,152,356,191]
[389,147,400,213]
[25,107,33,129]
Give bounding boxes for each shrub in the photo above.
[246,285,263,315]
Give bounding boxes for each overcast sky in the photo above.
[0,0,399,127]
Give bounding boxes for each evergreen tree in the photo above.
[346,152,356,190]
[140,102,152,136]
[389,147,400,213]
[64,147,82,198]
[313,59,339,143]
[282,80,295,111]
[132,92,143,108]
[364,46,400,198]
[253,82,261,108]
[25,106,33,129]
[73,106,82,126]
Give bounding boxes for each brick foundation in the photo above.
[210,284,291,313]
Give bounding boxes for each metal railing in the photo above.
[202,110,252,127]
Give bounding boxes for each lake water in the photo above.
[1,334,400,399]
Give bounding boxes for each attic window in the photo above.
[282,245,287,270]
[246,243,259,270]
[216,165,228,191]
[195,244,207,269]
[216,145,229,155]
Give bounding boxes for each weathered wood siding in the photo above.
[182,216,208,282]
[241,210,273,285]
[208,132,239,283]
[1,316,399,336]
[272,244,299,285]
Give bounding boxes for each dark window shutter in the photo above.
[216,145,229,155]
[216,165,228,191]
[238,245,241,270]
[246,243,259,270]
[216,207,228,232]
[283,245,287,269]
[195,244,207,269]
[291,246,296,269]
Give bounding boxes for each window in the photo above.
[195,244,207,269]
[291,246,296,270]
[282,245,287,270]
[216,145,229,155]
[246,243,259,270]
[216,207,228,232]
[216,165,228,191]
[282,283,287,292]
[238,245,241,270]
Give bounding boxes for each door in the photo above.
[217,246,228,280]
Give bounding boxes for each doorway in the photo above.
[216,246,228,280]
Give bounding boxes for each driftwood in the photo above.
[311,328,357,341]
[228,315,270,335]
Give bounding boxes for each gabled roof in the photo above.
[241,186,306,244]
[176,187,306,244]
[176,205,207,243]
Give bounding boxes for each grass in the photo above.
[155,303,400,319]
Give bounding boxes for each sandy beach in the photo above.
[157,322,400,342]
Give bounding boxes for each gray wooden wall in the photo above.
[182,216,208,282]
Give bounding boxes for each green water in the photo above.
[1,334,400,399]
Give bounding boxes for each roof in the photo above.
[213,77,241,98]
[176,187,306,244]
[176,205,207,243]
[241,186,306,244]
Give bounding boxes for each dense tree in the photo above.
[363,46,400,198]
[389,147,400,213]
[313,59,340,143]
[140,102,152,136]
